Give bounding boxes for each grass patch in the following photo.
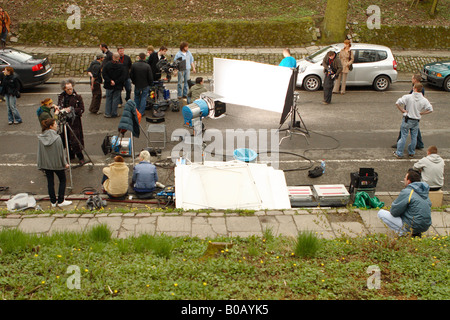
[0,228,448,299]
[294,231,321,259]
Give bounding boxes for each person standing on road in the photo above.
[1,67,22,125]
[148,46,168,81]
[378,169,431,237]
[175,41,196,99]
[413,145,445,191]
[393,83,433,159]
[321,51,342,105]
[279,48,297,68]
[37,98,58,130]
[392,74,425,150]
[0,7,11,49]
[100,44,113,68]
[102,53,126,118]
[333,39,354,95]
[130,52,153,116]
[37,118,72,208]
[87,53,104,114]
[117,46,133,105]
[58,79,86,165]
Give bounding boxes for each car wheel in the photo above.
[443,76,450,92]
[303,75,321,91]
[373,75,390,91]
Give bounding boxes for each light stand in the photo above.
[278,67,309,145]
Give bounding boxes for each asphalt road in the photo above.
[0,80,448,197]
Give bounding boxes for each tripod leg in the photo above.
[63,124,74,189]
[65,123,94,166]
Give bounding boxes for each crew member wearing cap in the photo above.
[87,53,105,114]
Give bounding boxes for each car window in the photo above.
[354,50,388,63]
[1,50,33,63]
[306,46,334,63]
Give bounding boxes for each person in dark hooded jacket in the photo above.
[118,100,140,138]
[37,118,72,207]
[378,169,432,237]
[102,52,126,118]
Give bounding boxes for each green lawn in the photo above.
[0,225,448,300]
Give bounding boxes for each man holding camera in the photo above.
[321,51,342,105]
[57,79,86,165]
[393,83,433,159]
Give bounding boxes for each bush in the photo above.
[87,224,112,243]
[294,231,320,258]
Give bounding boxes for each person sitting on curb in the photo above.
[131,150,159,199]
[102,155,129,200]
[377,169,432,237]
[187,77,207,103]
[413,145,445,191]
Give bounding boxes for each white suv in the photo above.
[296,43,398,91]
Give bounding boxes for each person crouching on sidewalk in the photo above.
[378,169,432,237]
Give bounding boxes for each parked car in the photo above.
[0,48,53,90]
[420,60,450,92]
[296,43,398,92]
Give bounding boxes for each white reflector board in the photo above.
[175,161,291,210]
[213,58,293,113]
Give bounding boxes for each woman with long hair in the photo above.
[2,66,22,125]
[37,118,72,207]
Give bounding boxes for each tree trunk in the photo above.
[322,0,350,43]
[430,0,439,15]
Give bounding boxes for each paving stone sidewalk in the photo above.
[1,195,449,239]
[12,45,450,79]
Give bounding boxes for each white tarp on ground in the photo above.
[175,161,291,210]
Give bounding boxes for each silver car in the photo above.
[296,43,398,91]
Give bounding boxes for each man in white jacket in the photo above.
[393,83,433,159]
[413,145,445,191]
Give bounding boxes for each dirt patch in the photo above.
[325,210,364,223]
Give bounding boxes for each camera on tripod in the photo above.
[57,107,75,125]
[156,56,185,82]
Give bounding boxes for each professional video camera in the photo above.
[156,56,185,82]
[57,107,75,125]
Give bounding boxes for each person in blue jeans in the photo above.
[174,41,196,99]
[1,67,22,125]
[392,74,425,149]
[130,52,153,116]
[131,150,159,199]
[393,83,433,159]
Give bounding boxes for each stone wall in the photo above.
[44,51,449,78]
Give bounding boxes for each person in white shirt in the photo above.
[393,83,433,159]
[413,145,445,191]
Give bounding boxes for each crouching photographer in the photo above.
[57,79,86,165]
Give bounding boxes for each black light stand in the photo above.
[278,67,309,145]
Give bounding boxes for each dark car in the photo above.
[420,60,450,92]
[0,48,53,90]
